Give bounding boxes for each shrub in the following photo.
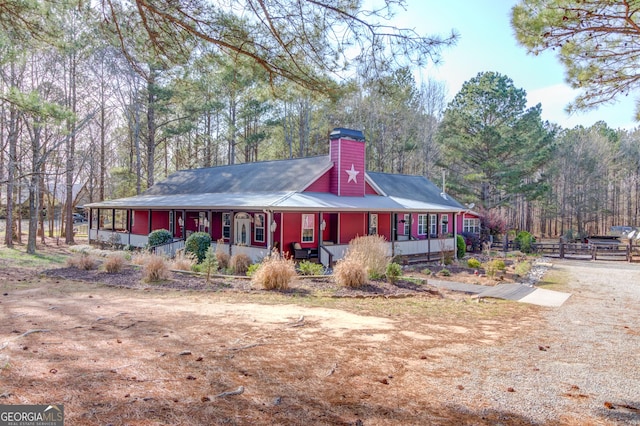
[298,260,324,276]
[171,251,197,271]
[148,229,173,247]
[484,259,506,277]
[66,253,97,270]
[515,231,535,254]
[104,254,126,273]
[142,254,170,283]
[229,253,252,275]
[421,268,432,276]
[456,234,466,259]
[514,261,532,277]
[467,258,482,269]
[333,258,367,288]
[345,235,390,279]
[440,268,451,277]
[252,255,297,290]
[386,262,403,284]
[201,247,218,282]
[460,232,481,252]
[246,263,260,277]
[185,232,212,263]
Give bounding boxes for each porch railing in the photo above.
[151,239,185,258]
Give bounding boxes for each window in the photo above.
[463,218,480,234]
[222,213,231,239]
[418,214,428,235]
[403,214,410,235]
[441,215,449,235]
[114,209,127,231]
[429,214,437,236]
[369,214,378,235]
[302,214,314,242]
[199,211,209,232]
[254,214,265,242]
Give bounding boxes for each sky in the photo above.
[390,0,638,130]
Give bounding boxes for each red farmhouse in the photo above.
[86,128,476,265]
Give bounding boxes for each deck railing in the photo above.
[151,239,185,258]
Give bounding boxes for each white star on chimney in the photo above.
[345,164,360,183]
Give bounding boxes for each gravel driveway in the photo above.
[445,259,640,425]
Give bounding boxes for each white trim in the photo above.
[364,174,387,196]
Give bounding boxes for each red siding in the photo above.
[185,212,199,233]
[304,170,331,192]
[281,212,313,252]
[131,210,149,235]
[365,182,379,195]
[151,211,170,234]
[377,213,392,240]
[211,212,223,241]
[330,138,366,197]
[339,213,366,243]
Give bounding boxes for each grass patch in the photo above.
[536,268,570,290]
[0,247,67,268]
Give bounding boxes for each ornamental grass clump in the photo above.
[345,235,390,279]
[216,250,230,271]
[171,251,197,271]
[333,257,367,288]
[251,255,297,290]
[66,253,98,270]
[142,254,171,283]
[229,253,251,275]
[104,253,126,273]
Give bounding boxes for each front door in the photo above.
[235,213,251,245]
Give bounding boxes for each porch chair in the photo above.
[290,242,310,260]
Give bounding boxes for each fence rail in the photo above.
[532,241,633,261]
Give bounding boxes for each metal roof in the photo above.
[366,172,465,209]
[86,157,465,213]
[144,156,332,195]
[86,191,463,212]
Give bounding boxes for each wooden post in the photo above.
[559,237,564,259]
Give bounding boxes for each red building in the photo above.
[87,128,478,264]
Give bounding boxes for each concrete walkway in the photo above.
[430,280,571,307]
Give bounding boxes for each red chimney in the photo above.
[329,128,366,197]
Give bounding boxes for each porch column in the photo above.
[128,209,132,246]
[427,212,431,261]
[228,210,234,256]
[391,213,396,257]
[454,212,459,259]
[147,209,152,234]
[207,210,212,237]
[318,211,323,253]
[181,209,186,239]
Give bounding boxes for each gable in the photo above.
[304,170,331,192]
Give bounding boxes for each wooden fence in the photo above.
[532,241,636,261]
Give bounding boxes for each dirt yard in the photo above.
[0,245,639,425]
